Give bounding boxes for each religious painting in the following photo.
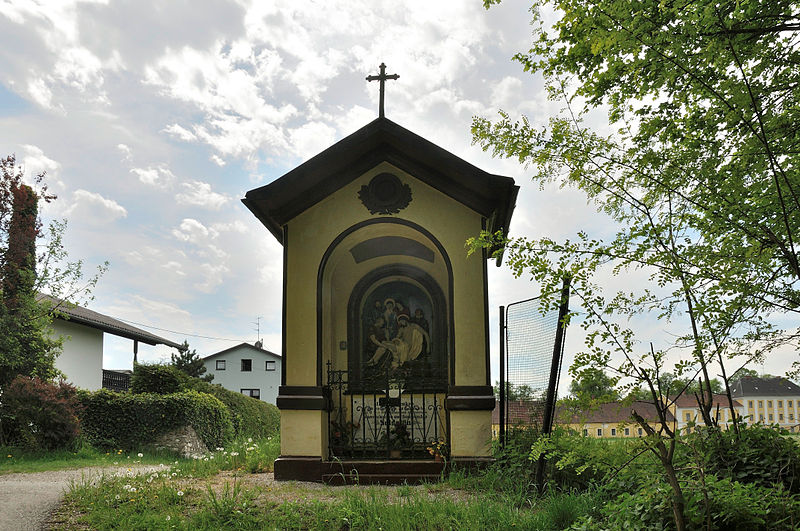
[347,266,448,391]
[361,280,433,372]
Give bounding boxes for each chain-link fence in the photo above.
[499,279,570,444]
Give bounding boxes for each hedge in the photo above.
[78,389,234,450]
[186,379,280,439]
[131,363,280,440]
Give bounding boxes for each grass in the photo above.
[1,434,280,476]
[51,434,600,530]
[0,443,174,475]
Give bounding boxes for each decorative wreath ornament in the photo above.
[358,172,412,215]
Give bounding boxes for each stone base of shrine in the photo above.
[273,456,494,484]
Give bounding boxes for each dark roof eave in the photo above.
[55,314,183,349]
[244,117,518,246]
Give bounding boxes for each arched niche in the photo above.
[317,218,453,387]
[346,264,447,390]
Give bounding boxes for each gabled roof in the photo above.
[730,376,800,397]
[41,294,182,349]
[202,342,282,361]
[242,117,519,246]
[557,401,674,424]
[671,393,742,408]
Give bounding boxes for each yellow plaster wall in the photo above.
[280,410,326,456]
[284,161,488,387]
[450,411,491,456]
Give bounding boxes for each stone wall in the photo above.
[152,425,208,458]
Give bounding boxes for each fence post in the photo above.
[499,305,506,448]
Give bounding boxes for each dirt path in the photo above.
[0,465,167,531]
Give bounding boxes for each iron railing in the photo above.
[326,361,446,460]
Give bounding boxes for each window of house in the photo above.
[638,428,643,436]
[758,400,763,408]
[780,414,784,421]
[748,400,753,409]
[266,360,276,371]
[759,414,764,421]
[216,360,226,370]
[779,401,783,408]
[625,428,630,436]
[240,389,260,399]
[611,428,616,436]
[791,413,795,421]
[582,429,588,437]
[685,412,691,421]
[769,414,774,421]
[597,428,602,437]
[768,400,773,408]
[241,359,252,372]
[716,412,721,421]
[789,401,794,408]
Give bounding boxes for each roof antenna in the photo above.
[253,316,262,348]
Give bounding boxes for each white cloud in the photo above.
[210,154,226,166]
[176,180,230,210]
[65,190,127,223]
[27,77,55,110]
[117,143,132,161]
[288,121,338,160]
[163,123,197,142]
[172,218,218,244]
[130,165,175,187]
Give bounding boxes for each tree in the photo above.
[569,367,619,402]
[0,155,105,388]
[473,1,799,528]
[170,340,213,382]
[493,381,536,401]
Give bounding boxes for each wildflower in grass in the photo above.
[137,453,143,457]
[247,437,252,443]
[115,494,120,500]
[216,447,224,451]
[230,452,239,456]
[177,490,184,496]
[6,455,11,458]
[166,516,171,521]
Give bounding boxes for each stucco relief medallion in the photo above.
[358,172,412,214]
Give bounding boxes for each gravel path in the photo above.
[0,465,167,531]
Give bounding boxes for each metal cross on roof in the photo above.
[366,63,399,118]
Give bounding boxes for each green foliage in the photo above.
[574,476,800,531]
[130,363,186,394]
[686,424,800,493]
[0,155,106,389]
[0,376,82,449]
[186,379,280,440]
[569,367,620,402]
[131,362,279,440]
[78,389,234,450]
[171,340,213,382]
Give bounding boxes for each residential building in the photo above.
[202,342,282,404]
[492,399,674,438]
[730,376,800,431]
[43,296,182,391]
[670,393,745,432]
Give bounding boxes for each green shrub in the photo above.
[79,389,234,450]
[185,379,280,440]
[685,424,800,493]
[131,363,186,394]
[130,363,280,440]
[0,376,82,449]
[572,475,800,531]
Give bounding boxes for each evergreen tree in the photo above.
[170,340,213,382]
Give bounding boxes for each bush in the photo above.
[131,363,186,394]
[685,424,800,493]
[572,475,800,530]
[185,379,280,440]
[0,376,82,449]
[79,389,234,450]
[130,363,280,440]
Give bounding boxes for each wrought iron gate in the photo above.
[326,361,446,459]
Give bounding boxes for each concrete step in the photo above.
[322,473,443,485]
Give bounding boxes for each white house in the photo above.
[43,295,183,390]
[731,376,800,431]
[202,342,282,404]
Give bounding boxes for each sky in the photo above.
[1,0,793,391]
